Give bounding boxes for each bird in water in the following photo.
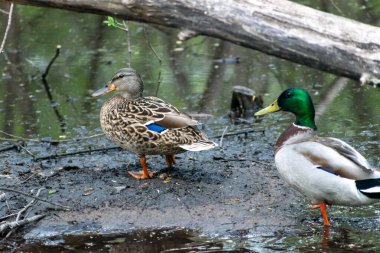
[254,87,380,226]
[92,68,217,179]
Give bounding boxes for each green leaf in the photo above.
[103,16,117,27]
[48,189,57,195]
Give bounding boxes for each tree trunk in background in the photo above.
[2,0,380,86]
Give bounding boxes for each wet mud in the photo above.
[0,122,304,250]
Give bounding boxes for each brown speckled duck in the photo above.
[92,68,217,179]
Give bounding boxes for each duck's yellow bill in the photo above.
[92,83,116,97]
[254,99,281,116]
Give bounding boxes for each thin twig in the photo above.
[20,173,37,184]
[329,0,344,16]
[0,144,17,152]
[0,8,9,15]
[0,212,17,222]
[0,129,39,142]
[17,144,36,158]
[4,226,13,239]
[1,189,43,238]
[16,188,44,221]
[0,3,13,54]
[122,20,132,68]
[143,28,162,96]
[0,141,35,157]
[0,130,104,143]
[219,126,229,147]
[155,71,162,97]
[211,128,265,139]
[0,187,71,210]
[0,214,45,234]
[34,146,121,161]
[5,199,11,213]
[143,28,162,64]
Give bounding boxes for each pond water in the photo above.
[0,0,380,252]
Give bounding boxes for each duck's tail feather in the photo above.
[179,141,218,151]
[356,178,380,198]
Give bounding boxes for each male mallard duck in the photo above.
[92,68,217,179]
[255,88,380,226]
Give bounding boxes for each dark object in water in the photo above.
[229,86,263,120]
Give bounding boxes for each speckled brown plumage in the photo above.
[93,68,217,179]
[100,95,214,155]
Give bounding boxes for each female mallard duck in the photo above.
[92,68,217,179]
[254,88,380,226]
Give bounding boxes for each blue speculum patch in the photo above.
[146,123,167,133]
[317,166,337,175]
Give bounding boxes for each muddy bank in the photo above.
[0,122,303,243]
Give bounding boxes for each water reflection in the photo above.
[1,4,379,143]
[14,228,240,253]
[10,222,380,252]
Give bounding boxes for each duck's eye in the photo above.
[285,92,292,98]
[118,74,126,79]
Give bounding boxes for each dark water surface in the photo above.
[1,0,380,252]
[11,222,380,252]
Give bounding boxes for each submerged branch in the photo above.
[42,45,61,79]
[41,45,66,133]
[143,28,162,96]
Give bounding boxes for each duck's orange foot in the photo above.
[128,171,154,179]
[311,202,331,226]
[129,154,154,179]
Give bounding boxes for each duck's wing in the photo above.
[315,137,371,172]
[113,97,216,148]
[294,136,375,180]
[143,96,181,114]
[127,97,198,129]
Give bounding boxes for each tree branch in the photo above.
[0,3,13,54]
[1,0,380,85]
[0,214,45,234]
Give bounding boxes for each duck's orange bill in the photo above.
[92,83,116,97]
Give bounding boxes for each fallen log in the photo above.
[2,0,380,86]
